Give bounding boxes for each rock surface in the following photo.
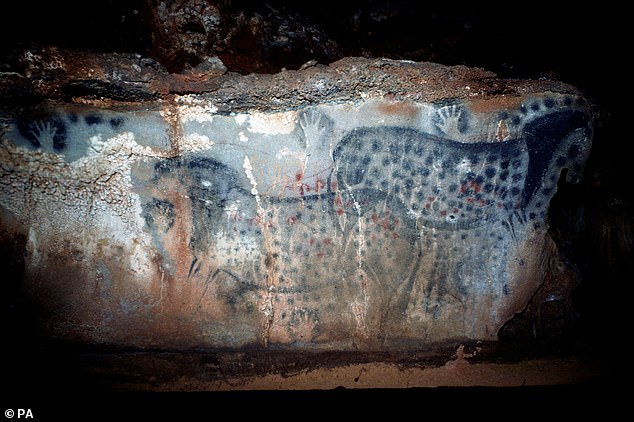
[0,53,592,350]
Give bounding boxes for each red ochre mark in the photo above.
[440,210,447,217]
[392,232,400,239]
[336,208,345,216]
[427,196,436,202]
[470,181,482,193]
[314,178,326,193]
[330,180,338,191]
[334,196,343,206]
[310,237,316,247]
[286,215,298,225]
[293,171,312,196]
[322,238,332,246]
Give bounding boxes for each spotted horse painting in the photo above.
[0,56,594,350]
[132,92,592,349]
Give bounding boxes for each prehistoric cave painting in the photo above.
[7,109,170,162]
[138,94,592,346]
[16,114,68,151]
[333,106,591,231]
[328,96,591,340]
[432,100,469,138]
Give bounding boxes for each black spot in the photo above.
[468,154,480,165]
[67,113,78,123]
[361,155,372,166]
[511,115,521,126]
[84,114,103,125]
[500,160,510,170]
[403,160,412,172]
[483,183,494,193]
[563,96,573,106]
[542,188,552,196]
[404,179,414,190]
[512,173,523,183]
[474,175,484,185]
[568,144,580,158]
[520,104,528,114]
[499,111,509,120]
[499,171,509,181]
[511,187,521,196]
[448,183,458,192]
[529,213,537,220]
[530,102,540,111]
[544,97,555,108]
[382,157,390,166]
[485,167,496,178]
[425,155,433,166]
[556,156,567,166]
[511,159,522,169]
[110,117,124,128]
[372,141,381,152]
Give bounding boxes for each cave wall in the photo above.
[0,1,629,396]
[0,53,593,350]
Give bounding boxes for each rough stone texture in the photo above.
[0,54,592,351]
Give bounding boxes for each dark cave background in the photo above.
[0,0,629,412]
